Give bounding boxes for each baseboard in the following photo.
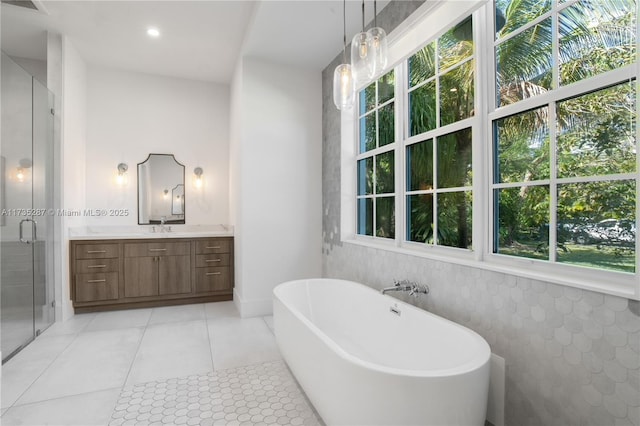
[233,289,272,318]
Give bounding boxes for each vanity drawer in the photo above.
[196,239,231,255]
[76,258,119,274]
[195,267,231,293]
[75,272,119,302]
[124,242,190,257]
[195,253,230,268]
[75,244,119,260]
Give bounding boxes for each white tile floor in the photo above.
[1,302,322,426]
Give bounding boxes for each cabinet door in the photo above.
[158,255,191,295]
[124,256,158,298]
[195,267,231,293]
[75,272,119,302]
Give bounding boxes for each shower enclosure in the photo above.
[1,52,56,361]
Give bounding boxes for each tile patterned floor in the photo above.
[0,302,324,426]
[109,361,321,426]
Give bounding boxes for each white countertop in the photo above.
[68,224,234,240]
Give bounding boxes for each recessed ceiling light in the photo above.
[147,27,160,38]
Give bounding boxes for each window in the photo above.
[492,0,637,274]
[346,0,638,297]
[357,71,396,239]
[405,17,475,249]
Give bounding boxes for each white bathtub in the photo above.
[273,278,491,426]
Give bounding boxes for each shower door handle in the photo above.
[19,218,37,244]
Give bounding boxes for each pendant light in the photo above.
[366,0,388,78]
[351,0,370,85]
[333,0,355,110]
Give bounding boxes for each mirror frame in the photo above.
[137,153,186,225]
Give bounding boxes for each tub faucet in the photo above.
[381,279,429,297]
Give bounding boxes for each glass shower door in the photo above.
[1,53,55,361]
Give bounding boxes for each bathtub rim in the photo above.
[273,278,491,379]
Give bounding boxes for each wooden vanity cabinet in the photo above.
[72,243,120,303]
[123,242,191,297]
[194,239,233,293]
[70,237,233,312]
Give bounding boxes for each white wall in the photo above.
[231,57,323,317]
[60,37,87,319]
[85,66,230,226]
[229,57,243,298]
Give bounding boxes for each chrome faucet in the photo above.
[381,279,429,297]
[155,217,171,233]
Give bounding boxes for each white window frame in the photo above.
[355,74,398,240]
[339,0,640,300]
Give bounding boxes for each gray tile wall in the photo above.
[321,2,640,425]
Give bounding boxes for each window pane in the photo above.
[376,196,396,239]
[375,151,394,194]
[406,139,433,192]
[409,80,437,136]
[357,158,373,196]
[440,16,474,71]
[494,186,550,260]
[437,128,472,188]
[557,81,636,178]
[438,191,472,249]
[494,106,550,183]
[378,70,395,105]
[559,1,636,86]
[409,42,435,88]
[496,18,552,107]
[357,198,373,236]
[495,0,551,40]
[360,83,376,115]
[407,194,433,243]
[558,180,635,273]
[440,60,475,127]
[379,102,395,147]
[359,112,376,153]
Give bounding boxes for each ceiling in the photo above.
[1,0,392,84]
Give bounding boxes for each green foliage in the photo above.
[490,0,637,272]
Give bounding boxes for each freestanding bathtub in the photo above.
[273,278,491,426]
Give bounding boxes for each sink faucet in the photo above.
[156,217,171,233]
[381,279,429,297]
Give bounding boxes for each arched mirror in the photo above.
[137,154,185,224]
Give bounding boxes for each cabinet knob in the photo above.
[206,272,222,276]
[87,279,107,283]
[205,259,222,263]
[87,265,106,269]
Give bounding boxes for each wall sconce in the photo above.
[116,163,128,185]
[16,167,25,182]
[163,189,169,199]
[194,167,203,188]
[16,158,32,182]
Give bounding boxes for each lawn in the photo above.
[499,242,636,273]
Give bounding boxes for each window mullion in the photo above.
[549,100,558,263]
[469,6,489,260]
[552,2,559,91]
[396,63,405,246]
